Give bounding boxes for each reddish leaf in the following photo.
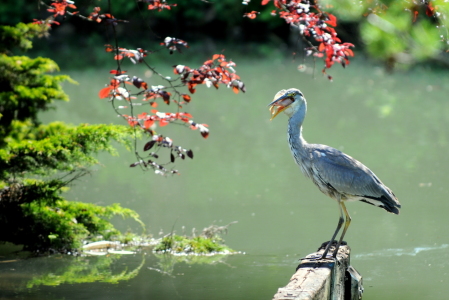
[426,3,435,17]
[188,82,196,94]
[105,44,114,52]
[203,59,214,66]
[273,0,283,9]
[344,48,354,57]
[413,10,419,22]
[98,86,112,99]
[159,119,169,127]
[182,94,191,103]
[318,43,325,52]
[137,112,147,119]
[144,119,154,129]
[143,119,154,129]
[127,119,139,127]
[212,54,224,60]
[325,14,337,27]
[244,11,259,19]
[110,70,127,75]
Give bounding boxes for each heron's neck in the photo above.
[287,104,308,154]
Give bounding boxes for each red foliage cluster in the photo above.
[174,54,246,94]
[98,78,126,100]
[118,48,148,63]
[244,11,260,19]
[425,1,436,17]
[97,66,213,144]
[98,70,181,107]
[160,37,189,54]
[142,86,171,106]
[142,0,177,11]
[123,110,209,138]
[86,7,126,26]
[47,0,77,17]
[38,0,245,175]
[32,19,60,27]
[88,7,103,22]
[99,52,246,108]
[104,45,149,64]
[252,0,354,72]
[411,1,438,22]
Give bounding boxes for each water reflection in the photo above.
[0,250,246,299]
[0,253,144,290]
[150,253,234,277]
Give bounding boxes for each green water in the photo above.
[1,58,449,299]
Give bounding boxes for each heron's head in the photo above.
[268,88,305,120]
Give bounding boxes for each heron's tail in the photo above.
[379,194,401,214]
[362,191,401,215]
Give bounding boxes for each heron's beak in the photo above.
[268,94,293,120]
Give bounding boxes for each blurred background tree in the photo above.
[322,0,449,70]
[2,0,449,71]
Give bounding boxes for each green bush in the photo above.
[0,22,143,252]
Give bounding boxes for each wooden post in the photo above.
[273,242,363,300]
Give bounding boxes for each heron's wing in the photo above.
[309,145,388,199]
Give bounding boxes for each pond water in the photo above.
[2,57,449,299]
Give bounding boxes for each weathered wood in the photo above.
[273,243,363,300]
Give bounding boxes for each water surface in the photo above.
[2,58,449,299]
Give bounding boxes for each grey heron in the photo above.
[268,88,401,259]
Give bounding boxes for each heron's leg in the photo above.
[332,201,352,258]
[320,200,344,259]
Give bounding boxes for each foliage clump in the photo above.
[153,223,236,255]
[0,22,143,252]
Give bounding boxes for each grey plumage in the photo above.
[269,88,401,259]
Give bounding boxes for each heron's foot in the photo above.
[318,240,347,251]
